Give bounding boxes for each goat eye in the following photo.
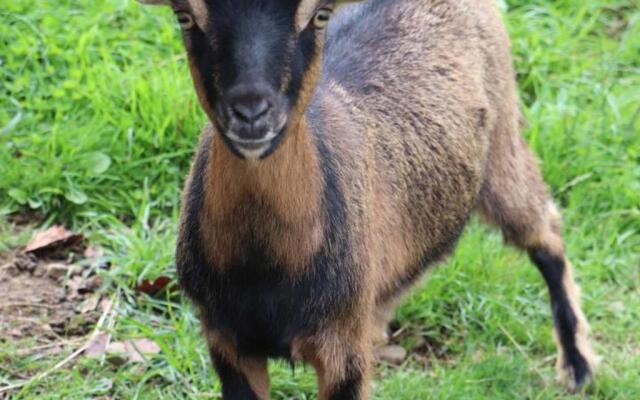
[312,8,332,29]
[176,11,195,30]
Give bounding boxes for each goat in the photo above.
[139,0,597,398]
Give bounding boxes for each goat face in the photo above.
[141,0,337,160]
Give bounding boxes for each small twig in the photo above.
[15,337,86,357]
[5,317,66,342]
[0,302,58,310]
[6,316,54,328]
[0,295,116,395]
[93,295,119,367]
[466,378,500,383]
[192,392,223,398]
[390,324,410,339]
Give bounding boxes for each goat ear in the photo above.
[137,0,171,6]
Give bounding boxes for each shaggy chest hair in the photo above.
[177,131,363,359]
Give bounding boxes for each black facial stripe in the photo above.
[189,27,219,111]
[286,25,319,103]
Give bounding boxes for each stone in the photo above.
[45,263,70,280]
[374,345,407,365]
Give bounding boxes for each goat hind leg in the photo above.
[478,136,597,390]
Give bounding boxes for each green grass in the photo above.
[1,0,639,398]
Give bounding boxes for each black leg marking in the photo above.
[211,351,260,400]
[328,354,364,400]
[329,376,361,400]
[529,248,591,388]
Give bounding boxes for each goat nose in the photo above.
[231,98,271,123]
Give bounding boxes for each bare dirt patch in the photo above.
[0,226,105,347]
[0,222,162,385]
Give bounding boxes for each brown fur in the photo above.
[167,0,597,396]
[204,328,271,399]
[199,119,325,272]
[186,0,209,30]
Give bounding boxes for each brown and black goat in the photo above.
[139,0,597,398]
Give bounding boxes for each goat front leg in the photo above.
[315,351,369,400]
[297,330,371,400]
[206,329,270,400]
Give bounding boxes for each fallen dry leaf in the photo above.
[125,338,161,362]
[24,225,83,255]
[85,334,161,364]
[106,339,161,363]
[85,331,109,358]
[135,276,174,296]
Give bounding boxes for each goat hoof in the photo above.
[557,356,595,392]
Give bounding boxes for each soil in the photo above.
[0,238,104,346]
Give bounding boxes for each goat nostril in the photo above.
[231,98,271,123]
